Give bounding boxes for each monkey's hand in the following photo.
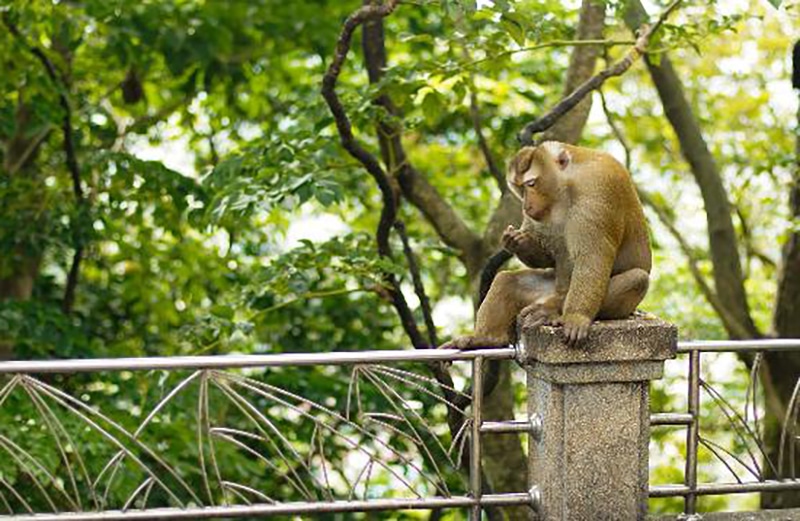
[501,225,536,256]
[561,313,592,347]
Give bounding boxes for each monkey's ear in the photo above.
[506,156,524,200]
[556,150,570,170]
[508,155,518,175]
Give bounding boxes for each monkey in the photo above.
[442,141,651,348]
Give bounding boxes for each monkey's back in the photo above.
[564,146,652,275]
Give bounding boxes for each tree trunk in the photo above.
[766,83,800,509]
[0,102,48,360]
[545,0,606,145]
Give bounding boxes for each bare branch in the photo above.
[468,88,505,191]
[734,204,776,270]
[518,0,682,145]
[62,247,83,314]
[458,40,506,192]
[598,88,631,171]
[452,38,635,74]
[321,1,401,257]
[639,190,752,340]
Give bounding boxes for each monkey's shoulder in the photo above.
[564,157,636,199]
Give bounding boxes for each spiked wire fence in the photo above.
[0,340,796,520]
[650,339,800,518]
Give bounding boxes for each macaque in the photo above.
[444,141,651,348]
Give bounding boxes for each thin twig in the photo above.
[469,89,505,191]
[451,39,636,74]
[598,88,631,171]
[518,0,683,145]
[394,222,438,348]
[637,190,752,340]
[456,24,504,190]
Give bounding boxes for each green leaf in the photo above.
[500,14,525,46]
[211,305,235,320]
[420,90,444,124]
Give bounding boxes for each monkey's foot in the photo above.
[519,303,560,328]
[438,335,509,350]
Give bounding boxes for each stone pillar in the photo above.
[521,316,677,521]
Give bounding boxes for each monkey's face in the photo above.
[522,177,552,221]
[508,145,568,221]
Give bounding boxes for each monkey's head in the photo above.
[507,143,570,221]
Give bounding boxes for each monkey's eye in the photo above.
[524,178,537,188]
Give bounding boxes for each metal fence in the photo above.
[649,339,800,518]
[0,348,538,520]
[0,339,797,519]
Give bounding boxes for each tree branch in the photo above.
[598,88,631,170]
[733,204,776,270]
[518,0,682,146]
[469,88,505,191]
[451,38,635,74]
[322,0,429,356]
[544,0,607,145]
[459,44,506,192]
[321,1,401,254]
[325,6,505,516]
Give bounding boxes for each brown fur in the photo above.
[443,142,651,348]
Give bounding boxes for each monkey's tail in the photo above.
[478,249,512,306]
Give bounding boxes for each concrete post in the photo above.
[520,316,677,521]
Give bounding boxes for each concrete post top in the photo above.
[519,313,677,366]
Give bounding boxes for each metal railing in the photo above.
[1,338,797,519]
[649,339,800,517]
[0,347,539,520]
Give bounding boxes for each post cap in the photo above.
[519,313,677,366]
